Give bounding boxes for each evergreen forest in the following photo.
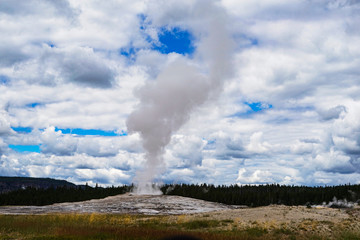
[0,184,129,206]
[1,181,360,207]
[161,183,360,207]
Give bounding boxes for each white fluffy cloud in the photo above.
[41,127,78,155]
[236,168,272,185]
[0,0,360,186]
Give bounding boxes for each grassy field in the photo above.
[1,213,360,240]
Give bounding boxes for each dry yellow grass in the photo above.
[1,206,360,240]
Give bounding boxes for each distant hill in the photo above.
[0,176,77,193]
[0,177,129,206]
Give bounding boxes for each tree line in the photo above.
[2,183,360,207]
[161,183,360,207]
[0,184,130,206]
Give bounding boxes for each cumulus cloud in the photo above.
[0,152,135,185]
[39,126,141,158]
[1,0,360,186]
[314,148,354,174]
[246,132,271,154]
[164,168,195,184]
[236,168,272,185]
[207,133,246,160]
[40,127,78,156]
[167,135,206,168]
[77,138,119,157]
[75,168,130,185]
[289,139,316,155]
[0,0,77,69]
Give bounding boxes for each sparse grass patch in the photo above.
[221,219,234,224]
[243,226,268,237]
[335,230,360,240]
[273,226,293,235]
[181,219,221,229]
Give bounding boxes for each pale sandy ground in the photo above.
[185,204,360,237]
[1,193,360,236]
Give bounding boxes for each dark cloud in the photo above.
[344,147,360,156]
[61,56,114,88]
[0,112,12,136]
[325,164,356,174]
[318,105,347,121]
[327,0,360,9]
[0,45,29,67]
[350,157,360,173]
[75,164,97,170]
[37,46,115,88]
[226,141,244,151]
[338,132,360,160]
[0,0,41,15]
[214,137,247,160]
[114,164,131,171]
[277,81,316,100]
[59,47,114,88]
[301,138,321,144]
[41,144,77,156]
[216,151,247,160]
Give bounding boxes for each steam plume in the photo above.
[126,1,234,194]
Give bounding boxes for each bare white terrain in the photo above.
[0,193,239,215]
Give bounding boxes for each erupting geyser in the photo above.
[126,0,234,195]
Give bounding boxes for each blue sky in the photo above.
[245,102,272,112]
[11,127,33,133]
[152,27,195,55]
[120,26,194,60]
[53,128,127,137]
[0,75,9,85]
[9,144,41,153]
[0,0,360,187]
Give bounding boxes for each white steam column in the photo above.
[126,0,234,195]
